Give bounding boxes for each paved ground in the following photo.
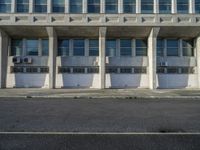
[1,88,200,98]
[0,98,200,132]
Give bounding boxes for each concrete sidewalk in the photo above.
[0,88,200,99]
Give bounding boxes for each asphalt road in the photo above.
[0,98,200,132]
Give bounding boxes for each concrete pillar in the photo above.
[0,29,9,88]
[136,0,141,13]
[11,0,16,13]
[119,0,123,13]
[83,0,88,13]
[46,27,57,89]
[196,36,200,88]
[99,27,107,89]
[47,0,52,13]
[29,0,34,13]
[65,0,69,13]
[189,0,195,14]
[172,0,177,14]
[154,0,159,14]
[101,0,105,13]
[148,27,160,90]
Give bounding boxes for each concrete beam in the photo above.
[0,29,9,88]
[46,27,57,89]
[148,27,160,90]
[99,27,107,89]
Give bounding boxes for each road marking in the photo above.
[0,132,200,135]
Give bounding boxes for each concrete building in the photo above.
[0,0,200,89]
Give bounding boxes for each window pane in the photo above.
[73,39,85,56]
[141,0,153,14]
[105,0,118,13]
[159,0,171,14]
[16,0,29,13]
[0,0,11,13]
[58,39,69,56]
[136,39,147,56]
[157,39,164,56]
[42,39,49,56]
[182,40,194,56]
[52,0,65,13]
[123,0,136,13]
[106,39,117,57]
[70,0,82,13]
[88,0,100,13]
[89,39,99,56]
[26,39,39,56]
[11,39,23,56]
[195,0,200,13]
[120,39,132,56]
[167,39,179,56]
[177,0,188,14]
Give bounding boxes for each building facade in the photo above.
[0,0,200,89]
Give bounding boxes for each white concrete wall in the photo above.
[157,74,198,89]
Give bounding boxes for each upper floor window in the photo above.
[73,39,85,56]
[11,39,23,56]
[105,0,118,14]
[182,40,194,56]
[157,39,164,57]
[34,0,47,13]
[123,0,136,13]
[136,39,147,56]
[195,0,200,14]
[88,0,100,13]
[58,39,70,56]
[177,0,189,14]
[42,39,49,56]
[120,39,132,56]
[52,0,65,13]
[0,0,11,13]
[26,39,39,56]
[159,0,171,14]
[141,0,154,14]
[167,39,179,56]
[106,39,117,57]
[70,0,82,13]
[89,39,99,56]
[16,0,29,13]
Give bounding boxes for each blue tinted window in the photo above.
[106,39,117,57]
[88,0,100,13]
[136,39,147,56]
[89,39,99,56]
[159,0,171,14]
[73,39,85,56]
[105,0,118,14]
[0,0,11,13]
[123,0,136,13]
[52,0,65,13]
[157,39,164,56]
[58,39,69,56]
[26,39,39,56]
[16,0,29,13]
[167,39,179,56]
[11,39,23,56]
[70,0,82,13]
[177,0,188,14]
[42,39,49,56]
[182,40,194,56]
[195,0,200,13]
[120,39,132,56]
[34,0,47,13]
[141,0,153,14]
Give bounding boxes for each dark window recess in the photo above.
[120,67,132,73]
[167,67,179,74]
[181,67,195,74]
[87,67,99,73]
[106,67,118,73]
[157,67,166,73]
[40,67,49,73]
[58,67,71,73]
[73,67,85,73]
[10,66,49,74]
[10,67,24,73]
[25,67,39,73]
[134,67,147,74]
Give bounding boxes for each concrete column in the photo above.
[101,0,105,13]
[29,0,34,13]
[46,27,57,89]
[11,0,16,13]
[0,29,9,88]
[189,0,195,14]
[172,0,177,14]
[99,27,107,89]
[154,0,159,14]
[119,0,123,13]
[148,27,160,90]
[47,0,52,13]
[83,0,88,13]
[136,0,141,14]
[65,0,69,13]
[196,36,200,88]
